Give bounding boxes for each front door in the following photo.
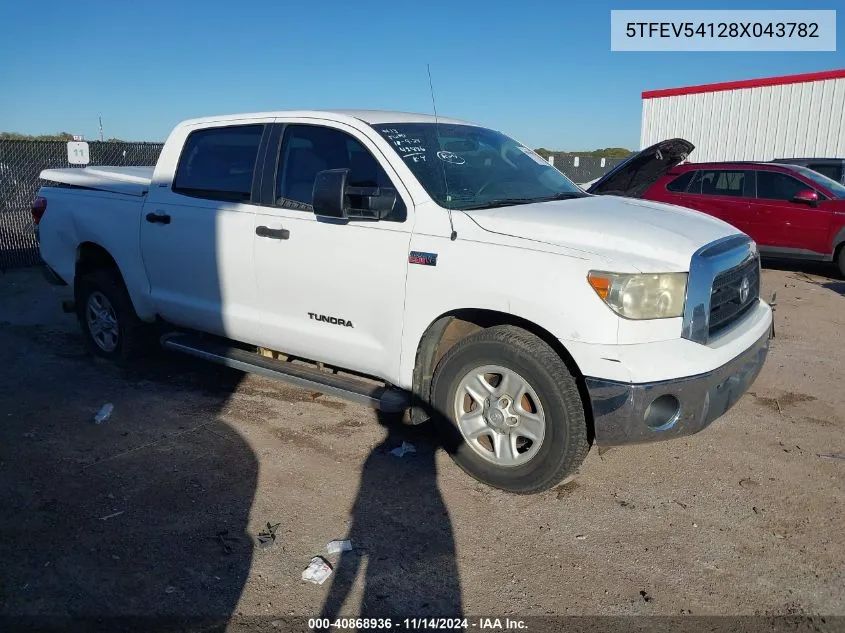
[753,170,832,255]
[140,123,267,340]
[252,121,414,380]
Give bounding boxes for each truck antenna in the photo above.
[428,64,457,241]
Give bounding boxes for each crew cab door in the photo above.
[752,169,833,256]
[140,122,271,340]
[251,121,413,380]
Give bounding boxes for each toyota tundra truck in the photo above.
[33,110,773,494]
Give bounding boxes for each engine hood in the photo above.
[587,138,694,197]
[463,194,742,271]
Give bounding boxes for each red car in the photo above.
[587,139,845,277]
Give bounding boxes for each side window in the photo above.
[697,170,749,197]
[666,171,694,192]
[173,125,264,202]
[756,171,812,201]
[807,163,842,182]
[687,170,703,194]
[276,125,406,221]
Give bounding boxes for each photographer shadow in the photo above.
[319,410,464,620]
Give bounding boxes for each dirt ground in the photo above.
[0,262,843,628]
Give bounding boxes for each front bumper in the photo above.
[585,327,771,446]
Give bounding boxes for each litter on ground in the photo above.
[302,556,333,585]
[93,403,114,424]
[326,539,353,554]
[390,441,416,457]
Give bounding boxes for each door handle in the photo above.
[145,212,171,224]
[256,225,290,240]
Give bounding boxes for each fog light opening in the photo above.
[644,394,681,431]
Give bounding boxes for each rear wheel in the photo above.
[75,269,152,364]
[430,325,589,494]
[837,245,845,279]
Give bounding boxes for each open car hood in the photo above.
[586,138,694,197]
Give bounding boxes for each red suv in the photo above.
[586,139,845,276]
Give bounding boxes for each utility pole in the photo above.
[98,114,104,141]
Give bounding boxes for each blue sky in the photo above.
[0,0,842,150]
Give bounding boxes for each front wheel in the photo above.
[837,246,845,279]
[430,325,589,494]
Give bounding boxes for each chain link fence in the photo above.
[546,154,628,184]
[0,141,164,270]
[0,140,628,270]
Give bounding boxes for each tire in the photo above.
[430,325,589,494]
[837,246,845,279]
[75,268,151,364]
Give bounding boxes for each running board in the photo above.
[160,333,408,413]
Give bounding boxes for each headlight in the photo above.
[587,271,688,320]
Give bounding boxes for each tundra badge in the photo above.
[308,312,353,328]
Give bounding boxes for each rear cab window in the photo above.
[173,125,264,202]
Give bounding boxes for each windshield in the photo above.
[373,123,586,209]
[789,164,845,198]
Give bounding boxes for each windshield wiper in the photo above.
[539,192,588,201]
[462,198,540,210]
[462,192,587,210]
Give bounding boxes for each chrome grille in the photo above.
[708,256,760,337]
[682,234,759,345]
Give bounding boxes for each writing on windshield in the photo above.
[374,123,585,209]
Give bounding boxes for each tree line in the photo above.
[534,147,631,158]
[0,132,124,142]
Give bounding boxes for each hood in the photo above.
[463,195,741,271]
[587,138,694,197]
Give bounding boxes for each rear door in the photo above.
[674,168,755,235]
[752,169,832,256]
[140,123,270,341]
[251,120,414,380]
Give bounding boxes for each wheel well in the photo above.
[73,242,133,308]
[410,309,594,442]
[76,242,119,279]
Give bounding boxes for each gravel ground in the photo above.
[0,264,843,629]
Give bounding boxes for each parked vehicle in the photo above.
[587,140,845,276]
[770,158,845,185]
[33,112,772,494]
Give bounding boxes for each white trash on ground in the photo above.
[302,556,333,585]
[389,441,416,457]
[93,403,114,424]
[326,539,353,554]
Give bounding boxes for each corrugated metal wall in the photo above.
[640,77,845,162]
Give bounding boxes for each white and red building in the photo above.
[640,69,845,162]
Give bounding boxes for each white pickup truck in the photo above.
[33,110,773,494]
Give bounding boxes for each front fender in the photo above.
[396,234,619,389]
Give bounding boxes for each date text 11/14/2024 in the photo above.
[308,618,528,630]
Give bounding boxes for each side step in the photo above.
[160,333,408,413]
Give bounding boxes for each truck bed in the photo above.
[39,166,154,197]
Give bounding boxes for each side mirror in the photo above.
[792,189,819,207]
[312,168,398,220]
[312,169,349,219]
